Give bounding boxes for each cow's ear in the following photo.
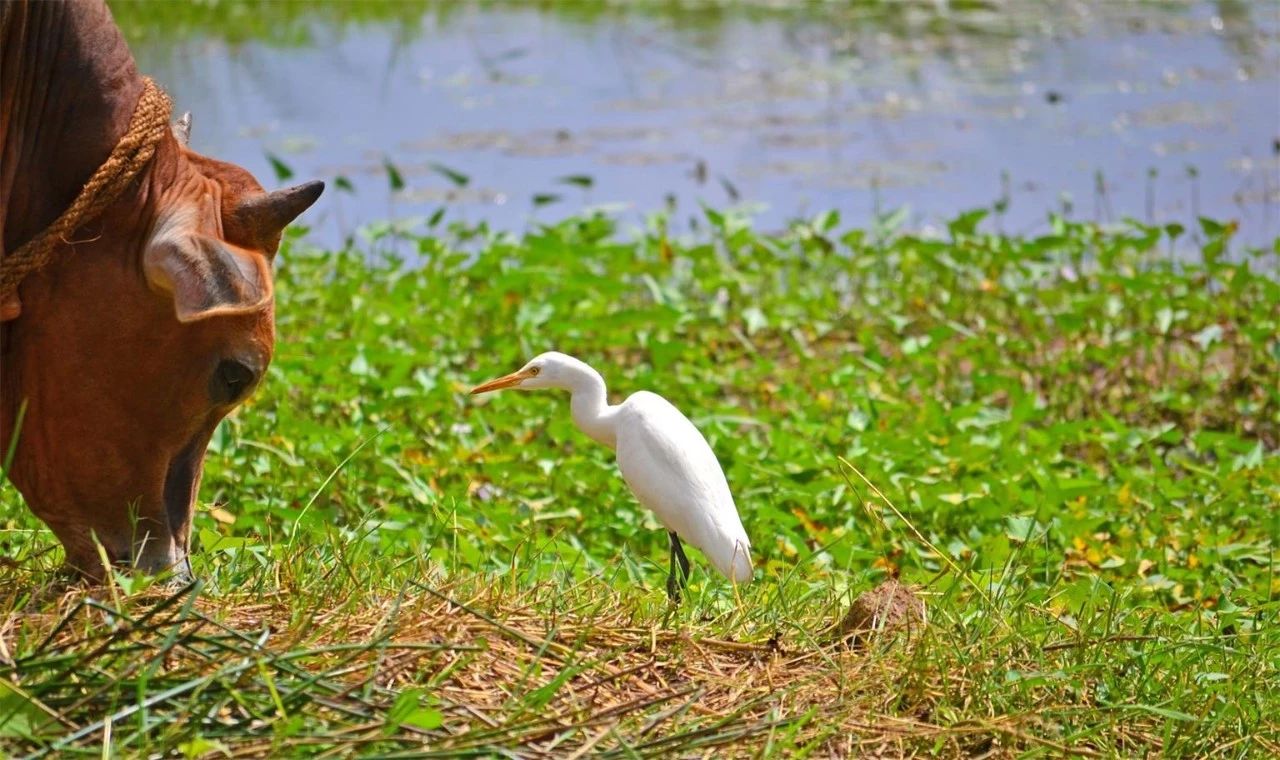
[144,233,273,323]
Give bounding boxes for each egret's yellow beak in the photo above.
[470,369,530,395]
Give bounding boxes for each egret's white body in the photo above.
[471,352,752,590]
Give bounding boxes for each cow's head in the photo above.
[0,117,322,580]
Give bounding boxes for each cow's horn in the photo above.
[231,181,325,241]
[173,112,192,146]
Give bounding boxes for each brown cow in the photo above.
[0,1,322,578]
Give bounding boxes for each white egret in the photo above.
[470,351,752,601]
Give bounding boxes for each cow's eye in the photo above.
[211,359,257,404]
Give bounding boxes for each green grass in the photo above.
[2,207,1278,756]
[106,0,1222,52]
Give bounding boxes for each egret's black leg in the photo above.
[666,533,680,602]
[672,533,691,584]
[667,531,691,602]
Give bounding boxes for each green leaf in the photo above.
[198,528,251,553]
[179,738,231,758]
[902,335,931,355]
[741,306,768,335]
[265,152,294,182]
[1125,704,1198,723]
[349,352,372,377]
[1232,442,1263,471]
[0,678,46,739]
[385,688,443,733]
[1005,515,1043,541]
[383,160,406,192]
[877,206,909,234]
[948,209,988,238]
[1198,217,1227,237]
[429,162,470,187]
[813,209,840,233]
[525,666,579,710]
[1191,324,1222,351]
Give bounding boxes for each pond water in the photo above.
[122,1,1280,249]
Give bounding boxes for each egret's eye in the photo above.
[211,359,257,404]
[528,367,541,376]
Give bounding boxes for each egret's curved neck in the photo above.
[567,367,618,450]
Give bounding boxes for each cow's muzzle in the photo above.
[135,434,206,577]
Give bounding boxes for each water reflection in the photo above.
[117,0,1279,248]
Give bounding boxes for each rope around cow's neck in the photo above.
[0,77,173,299]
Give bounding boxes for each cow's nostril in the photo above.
[212,358,256,404]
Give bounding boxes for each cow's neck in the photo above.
[0,0,145,256]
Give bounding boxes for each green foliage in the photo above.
[2,209,1277,755]
[200,210,1277,605]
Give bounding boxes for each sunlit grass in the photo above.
[2,208,1278,755]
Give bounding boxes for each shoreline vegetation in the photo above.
[107,0,1270,51]
[2,208,1277,756]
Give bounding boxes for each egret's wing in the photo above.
[615,392,752,582]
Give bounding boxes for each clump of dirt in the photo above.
[837,579,926,646]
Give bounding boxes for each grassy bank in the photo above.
[2,209,1278,756]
